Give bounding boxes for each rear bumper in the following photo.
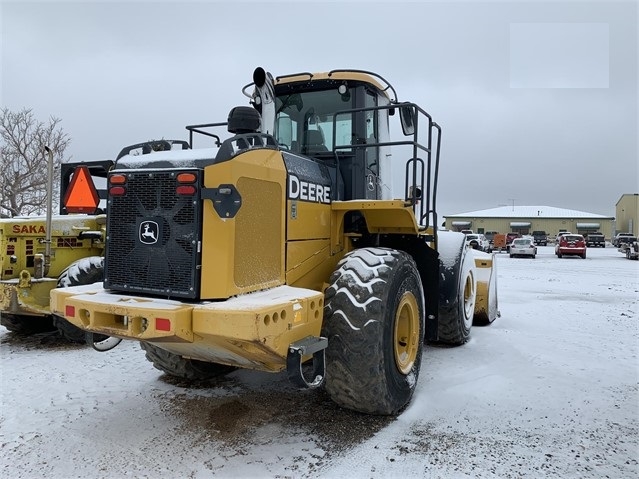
[510,248,536,256]
[1,278,57,317]
[50,284,324,372]
[558,247,586,255]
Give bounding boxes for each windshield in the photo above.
[274,85,377,156]
[513,239,530,246]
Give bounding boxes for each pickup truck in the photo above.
[585,233,606,248]
[532,231,548,246]
[613,233,635,247]
[623,240,639,260]
[617,236,638,258]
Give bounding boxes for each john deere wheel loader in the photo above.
[51,67,499,414]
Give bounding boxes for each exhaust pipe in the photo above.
[42,146,54,277]
[252,67,275,135]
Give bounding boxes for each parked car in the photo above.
[613,233,636,247]
[509,237,537,258]
[585,232,606,248]
[465,233,491,252]
[505,232,521,252]
[617,235,637,253]
[623,240,639,260]
[531,230,548,246]
[555,234,587,259]
[554,232,572,255]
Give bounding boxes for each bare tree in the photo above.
[0,107,71,217]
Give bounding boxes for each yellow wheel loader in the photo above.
[50,67,499,414]
[0,157,114,341]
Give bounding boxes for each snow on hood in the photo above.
[118,147,218,169]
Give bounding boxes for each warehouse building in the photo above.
[615,194,638,235]
[444,205,614,240]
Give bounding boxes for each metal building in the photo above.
[615,194,638,235]
[444,205,614,240]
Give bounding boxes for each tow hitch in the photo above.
[286,336,328,389]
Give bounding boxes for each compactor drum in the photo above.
[51,67,499,414]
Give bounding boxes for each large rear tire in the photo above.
[1,313,55,334]
[140,342,236,381]
[53,257,107,343]
[322,247,424,415]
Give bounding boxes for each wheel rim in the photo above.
[463,271,475,321]
[394,291,420,375]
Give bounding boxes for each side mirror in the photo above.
[400,105,415,136]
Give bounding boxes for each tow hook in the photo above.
[86,332,122,352]
[286,336,328,389]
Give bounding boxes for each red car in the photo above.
[555,234,587,259]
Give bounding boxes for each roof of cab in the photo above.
[274,70,396,102]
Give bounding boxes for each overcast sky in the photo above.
[1,0,636,217]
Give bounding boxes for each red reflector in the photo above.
[109,186,126,196]
[65,305,75,318]
[109,174,127,184]
[176,185,196,195]
[177,172,197,183]
[156,318,171,331]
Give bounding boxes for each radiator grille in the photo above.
[104,170,201,299]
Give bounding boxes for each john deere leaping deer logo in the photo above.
[139,221,159,244]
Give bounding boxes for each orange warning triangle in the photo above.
[63,165,100,214]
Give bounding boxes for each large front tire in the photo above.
[1,313,55,334]
[322,247,424,415]
[437,232,476,345]
[53,257,106,343]
[140,342,236,380]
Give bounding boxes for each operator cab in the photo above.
[243,68,440,230]
[272,78,391,202]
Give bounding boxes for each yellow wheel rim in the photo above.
[394,291,420,375]
[463,271,475,320]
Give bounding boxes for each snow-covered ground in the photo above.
[1,246,637,479]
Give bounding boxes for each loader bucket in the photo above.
[471,250,499,325]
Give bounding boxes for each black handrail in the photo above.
[329,102,439,232]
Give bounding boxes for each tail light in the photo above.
[176,185,196,195]
[109,174,127,196]
[176,172,198,196]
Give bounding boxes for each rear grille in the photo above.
[104,169,201,299]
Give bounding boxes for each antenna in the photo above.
[507,198,516,211]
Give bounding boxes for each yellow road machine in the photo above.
[1,156,113,341]
[51,67,499,414]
